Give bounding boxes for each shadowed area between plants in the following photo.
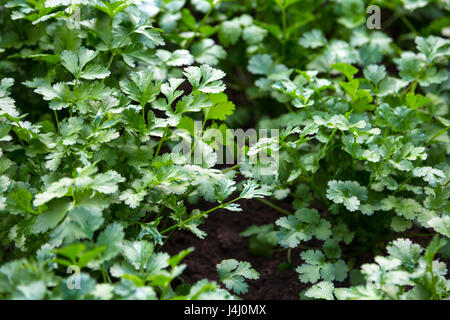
[163,198,307,299]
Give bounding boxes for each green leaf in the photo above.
[55,243,86,264]
[326,180,368,212]
[332,63,359,81]
[217,259,259,295]
[97,223,125,260]
[204,93,235,120]
[239,180,271,199]
[405,92,431,109]
[301,250,325,265]
[387,238,423,272]
[90,170,125,194]
[78,246,106,269]
[191,39,226,65]
[323,239,342,259]
[157,49,194,67]
[33,199,72,233]
[413,167,446,186]
[184,64,226,93]
[7,189,38,215]
[340,79,359,99]
[213,179,236,203]
[299,30,326,49]
[276,216,311,248]
[297,264,321,283]
[243,25,267,45]
[122,240,154,271]
[120,71,162,106]
[248,54,273,75]
[67,206,105,240]
[80,64,110,80]
[134,26,165,48]
[363,65,386,84]
[415,36,450,62]
[219,20,242,47]
[61,47,110,80]
[305,281,335,300]
[428,216,450,237]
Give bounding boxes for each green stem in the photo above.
[368,151,393,188]
[284,103,294,113]
[257,198,292,215]
[318,128,338,160]
[160,197,240,234]
[222,164,240,174]
[427,127,449,145]
[106,51,116,70]
[280,4,287,57]
[394,176,413,194]
[189,118,206,159]
[308,178,329,206]
[142,104,146,128]
[100,264,110,283]
[351,133,357,179]
[54,110,59,131]
[184,1,218,49]
[304,107,314,119]
[400,15,418,35]
[280,140,329,206]
[154,125,170,158]
[158,228,176,250]
[402,80,417,97]
[69,77,79,117]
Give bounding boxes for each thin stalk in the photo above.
[318,128,338,160]
[68,77,79,118]
[280,4,287,57]
[189,119,206,159]
[281,6,287,39]
[304,107,314,119]
[394,176,413,194]
[222,164,240,174]
[351,133,357,179]
[141,104,146,128]
[257,198,292,215]
[307,177,329,206]
[280,140,329,206]
[158,228,176,251]
[160,197,240,234]
[100,264,110,283]
[106,51,116,70]
[154,125,170,158]
[275,244,319,252]
[184,1,218,49]
[368,151,393,188]
[400,15,418,35]
[54,110,59,132]
[402,80,417,97]
[427,127,449,145]
[284,103,294,113]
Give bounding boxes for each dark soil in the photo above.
[162,198,307,300]
[162,196,442,300]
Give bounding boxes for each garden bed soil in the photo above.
[162,196,441,300]
[163,198,307,300]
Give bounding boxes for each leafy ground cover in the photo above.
[0,0,449,300]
